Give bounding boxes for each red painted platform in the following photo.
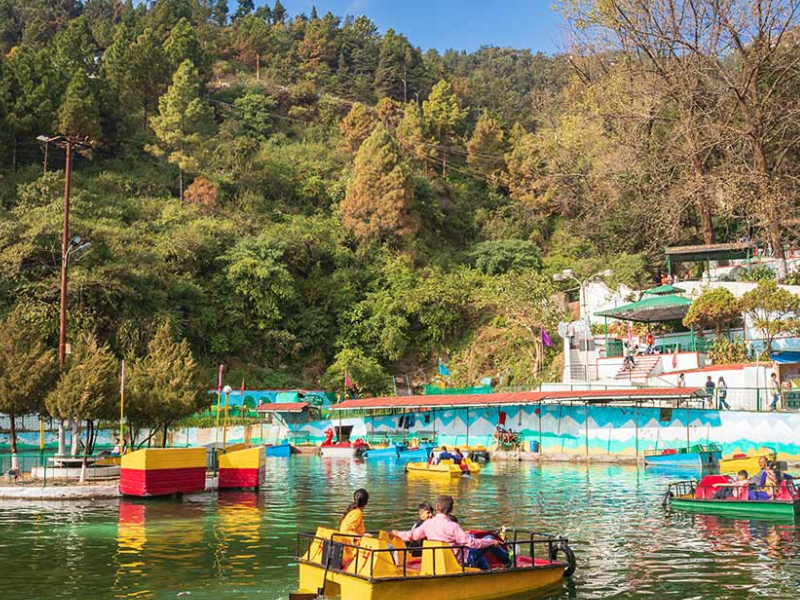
[120,467,206,497]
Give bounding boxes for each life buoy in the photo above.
[549,543,576,578]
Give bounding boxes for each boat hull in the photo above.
[265,443,292,458]
[670,496,800,519]
[406,460,480,477]
[645,451,721,468]
[320,446,364,458]
[298,562,564,600]
[363,446,400,459]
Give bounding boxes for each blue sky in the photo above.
[266,1,566,54]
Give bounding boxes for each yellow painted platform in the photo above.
[121,448,206,471]
[219,447,265,470]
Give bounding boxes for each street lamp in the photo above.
[553,269,614,382]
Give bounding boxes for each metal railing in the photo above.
[296,529,571,581]
[0,449,121,487]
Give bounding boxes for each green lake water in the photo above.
[1,458,799,599]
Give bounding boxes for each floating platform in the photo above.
[219,447,266,489]
[120,448,206,497]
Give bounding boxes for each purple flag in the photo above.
[541,328,553,348]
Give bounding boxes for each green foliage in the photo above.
[46,334,119,422]
[322,347,391,397]
[735,265,775,282]
[683,287,742,334]
[0,309,57,453]
[741,281,800,352]
[147,59,213,184]
[58,69,102,140]
[470,239,542,275]
[708,338,751,365]
[126,321,204,442]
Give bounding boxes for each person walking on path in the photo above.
[770,373,781,411]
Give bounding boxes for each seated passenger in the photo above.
[407,502,434,557]
[713,470,749,499]
[748,457,777,499]
[390,495,510,571]
[451,447,465,465]
[339,488,369,563]
[435,446,456,464]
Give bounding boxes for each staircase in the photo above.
[615,355,661,380]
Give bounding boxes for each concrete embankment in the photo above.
[0,476,219,500]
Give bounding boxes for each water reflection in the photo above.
[1,460,800,600]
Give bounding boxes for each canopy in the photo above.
[255,402,309,413]
[665,242,754,262]
[643,284,685,296]
[330,388,705,411]
[595,295,692,323]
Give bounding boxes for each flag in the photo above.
[438,359,450,377]
[672,344,679,369]
[217,363,225,392]
[344,371,356,399]
[541,328,553,348]
[344,371,353,388]
[626,323,633,344]
[240,379,245,396]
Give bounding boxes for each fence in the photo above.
[0,450,122,487]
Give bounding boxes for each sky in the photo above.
[269,1,567,54]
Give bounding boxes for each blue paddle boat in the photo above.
[398,443,434,462]
[644,443,721,469]
[265,442,292,458]
[363,443,403,459]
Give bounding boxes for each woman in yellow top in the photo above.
[339,488,369,563]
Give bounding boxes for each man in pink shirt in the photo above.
[391,495,510,570]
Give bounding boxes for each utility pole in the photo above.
[58,139,72,370]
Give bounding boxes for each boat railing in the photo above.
[667,480,697,497]
[296,529,571,581]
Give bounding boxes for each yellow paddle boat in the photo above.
[291,527,575,600]
[406,458,481,477]
[719,447,777,474]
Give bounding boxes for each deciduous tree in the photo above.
[339,101,376,154]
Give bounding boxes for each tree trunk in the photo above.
[58,420,66,455]
[161,422,170,448]
[442,150,447,178]
[179,167,184,203]
[256,54,260,81]
[692,157,714,245]
[79,419,91,484]
[70,419,81,456]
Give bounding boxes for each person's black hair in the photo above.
[738,469,748,478]
[417,502,433,513]
[342,488,369,520]
[440,446,447,451]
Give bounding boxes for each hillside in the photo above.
[2,0,793,394]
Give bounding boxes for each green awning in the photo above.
[595,295,692,323]
[665,242,754,262]
[644,284,685,296]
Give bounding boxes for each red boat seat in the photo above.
[733,453,747,459]
[775,481,796,501]
[695,475,733,499]
[661,449,677,455]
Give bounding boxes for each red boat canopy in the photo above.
[255,402,309,413]
[330,388,704,411]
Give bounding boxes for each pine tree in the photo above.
[211,0,229,26]
[58,69,102,141]
[339,102,376,154]
[45,334,119,432]
[164,16,204,73]
[422,79,466,177]
[341,124,417,244]
[232,14,270,80]
[272,0,287,23]
[233,0,254,21]
[396,101,427,164]
[0,311,57,462]
[467,110,507,181]
[147,59,213,202]
[126,322,201,447]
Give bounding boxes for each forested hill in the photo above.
[1,0,785,394]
